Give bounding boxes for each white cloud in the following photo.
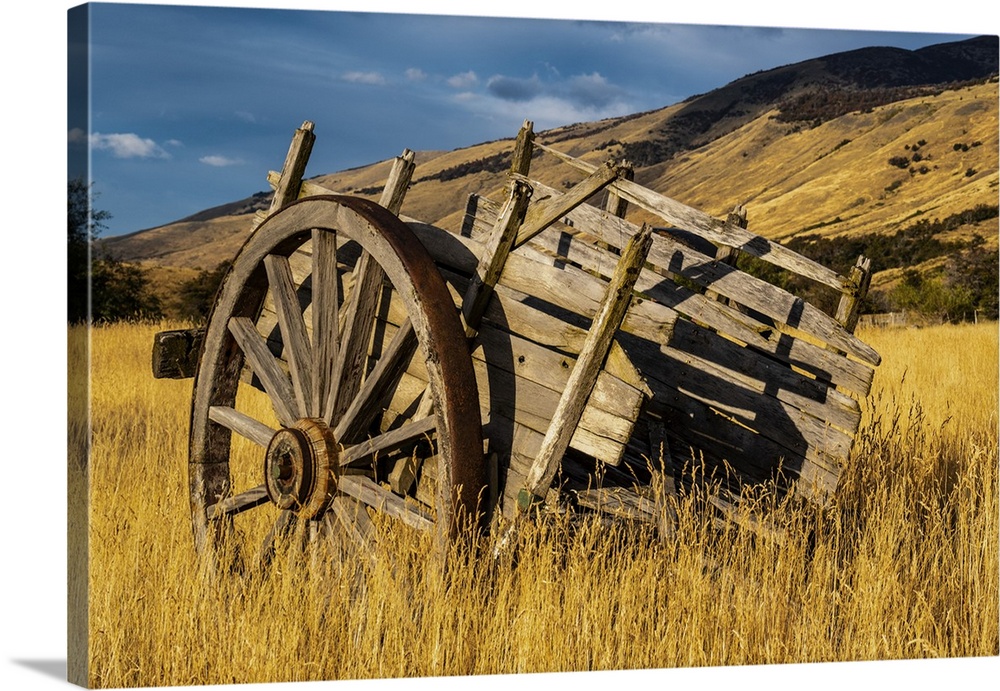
[405,67,427,81]
[199,155,243,167]
[235,110,257,123]
[342,70,386,85]
[447,70,478,89]
[86,131,171,159]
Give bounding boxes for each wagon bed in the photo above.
[153,120,879,558]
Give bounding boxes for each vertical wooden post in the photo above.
[379,149,416,215]
[835,255,872,334]
[519,224,654,508]
[510,119,535,177]
[705,204,747,302]
[604,161,634,218]
[253,121,316,230]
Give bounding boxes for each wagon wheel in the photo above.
[189,195,485,569]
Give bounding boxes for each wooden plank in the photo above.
[575,487,658,523]
[653,320,862,434]
[532,140,849,293]
[470,193,878,385]
[639,344,855,467]
[512,162,624,248]
[311,229,340,418]
[522,225,653,500]
[646,392,841,496]
[503,178,880,367]
[461,179,532,335]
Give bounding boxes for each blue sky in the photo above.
[67,2,989,238]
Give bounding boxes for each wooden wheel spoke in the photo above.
[311,228,340,418]
[328,495,377,551]
[326,251,386,424]
[264,254,314,416]
[337,475,434,531]
[339,415,436,467]
[209,406,276,447]
[259,509,297,567]
[229,316,299,426]
[334,318,418,443]
[208,485,269,520]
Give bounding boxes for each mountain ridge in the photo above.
[104,34,998,307]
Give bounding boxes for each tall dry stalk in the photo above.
[77,321,998,687]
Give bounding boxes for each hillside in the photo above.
[104,35,998,315]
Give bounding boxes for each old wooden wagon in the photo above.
[153,120,879,560]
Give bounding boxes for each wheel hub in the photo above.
[264,418,338,519]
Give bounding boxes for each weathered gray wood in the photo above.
[523,225,653,500]
[379,149,417,215]
[389,452,422,495]
[326,151,418,424]
[532,140,849,293]
[228,316,299,426]
[512,162,624,248]
[264,254,314,416]
[835,255,873,334]
[208,405,276,447]
[705,205,747,302]
[575,487,658,523]
[151,328,204,379]
[337,475,434,531]
[646,391,841,498]
[604,161,634,218]
[311,229,340,417]
[326,253,385,424]
[510,119,535,176]
[503,177,880,367]
[461,179,532,335]
[254,121,315,229]
[334,319,418,444]
[328,495,376,552]
[340,415,436,468]
[468,191,879,384]
[208,485,269,520]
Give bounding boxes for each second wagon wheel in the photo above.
[189,195,485,568]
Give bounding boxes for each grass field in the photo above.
[71,320,998,688]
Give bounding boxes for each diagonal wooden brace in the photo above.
[461,179,533,336]
[512,161,626,248]
[519,223,654,509]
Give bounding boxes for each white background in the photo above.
[4,1,997,689]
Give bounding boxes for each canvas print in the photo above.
[67,2,999,688]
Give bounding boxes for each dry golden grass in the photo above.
[76,320,998,688]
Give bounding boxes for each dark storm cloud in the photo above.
[487,74,543,101]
